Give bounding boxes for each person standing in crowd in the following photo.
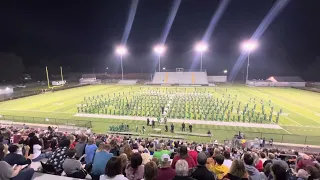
[152,120,155,129]
[270,163,288,180]
[100,157,128,180]
[172,160,194,180]
[0,161,34,180]
[3,144,31,166]
[85,137,97,164]
[144,161,158,180]
[243,153,260,180]
[191,152,216,180]
[124,144,133,161]
[156,154,176,180]
[92,143,114,179]
[208,154,229,179]
[171,145,196,169]
[188,145,198,165]
[147,118,150,126]
[119,153,129,177]
[223,159,249,180]
[125,153,144,180]
[165,124,168,132]
[75,135,87,159]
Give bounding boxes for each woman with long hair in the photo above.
[123,144,133,161]
[144,161,158,180]
[125,153,144,180]
[100,157,128,180]
[223,159,249,180]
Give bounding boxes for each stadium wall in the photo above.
[247,81,306,87]
[0,87,13,95]
[207,76,227,83]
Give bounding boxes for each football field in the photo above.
[0,84,319,144]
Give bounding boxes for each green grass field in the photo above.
[0,84,320,145]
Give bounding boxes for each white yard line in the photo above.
[281,128,292,134]
[0,109,73,114]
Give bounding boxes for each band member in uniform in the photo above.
[182,122,185,131]
[189,124,193,133]
[207,130,212,137]
[142,126,145,134]
[171,123,174,133]
[147,118,150,126]
[165,124,168,132]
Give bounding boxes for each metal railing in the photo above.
[0,114,319,145]
[0,115,92,129]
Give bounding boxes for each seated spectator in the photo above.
[305,165,320,180]
[0,161,34,180]
[144,161,158,180]
[260,162,271,180]
[270,163,287,180]
[125,153,144,180]
[92,143,113,178]
[100,157,128,180]
[30,136,52,162]
[191,152,216,180]
[85,137,98,164]
[153,144,171,160]
[243,153,260,180]
[68,135,76,149]
[75,135,87,159]
[188,145,198,165]
[252,153,263,172]
[171,145,196,169]
[172,159,194,180]
[297,154,314,171]
[110,139,120,156]
[0,143,8,160]
[223,151,232,169]
[46,139,70,172]
[124,144,133,161]
[259,152,267,164]
[63,149,87,179]
[207,154,229,179]
[223,159,248,180]
[119,153,128,176]
[297,169,309,180]
[157,154,176,180]
[139,146,151,165]
[3,144,31,166]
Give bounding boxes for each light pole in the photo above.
[116,45,127,80]
[241,40,258,83]
[153,44,166,72]
[194,42,208,72]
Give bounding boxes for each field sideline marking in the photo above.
[0,109,73,114]
[281,128,292,135]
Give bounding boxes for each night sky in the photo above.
[1,0,320,80]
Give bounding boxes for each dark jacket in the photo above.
[172,176,196,180]
[191,165,216,180]
[244,165,261,180]
[3,153,31,166]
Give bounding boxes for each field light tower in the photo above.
[194,42,208,72]
[153,44,166,72]
[223,70,228,74]
[241,40,258,83]
[115,45,127,80]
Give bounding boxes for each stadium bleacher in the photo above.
[117,80,138,85]
[152,72,208,85]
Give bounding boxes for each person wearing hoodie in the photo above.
[207,154,229,179]
[242,153,261,180]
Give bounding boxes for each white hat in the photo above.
[196,146,202,152]
[161,154,170,162]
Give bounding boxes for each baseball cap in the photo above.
[196,146,202,152]
[161,154,170,163]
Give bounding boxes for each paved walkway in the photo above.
[74,113,283,129]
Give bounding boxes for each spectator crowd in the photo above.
[0,123,319,180]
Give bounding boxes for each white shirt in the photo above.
[99,174,128,180]
[223,159,233,169]
[32,144,42,159]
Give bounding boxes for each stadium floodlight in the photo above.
[241,40,258,83]
[115,45,128,80]
[5,87,9,91]
[223,70,228,74]
[162,67,166,70]
[194,42,208,72]
[153,44,166,72]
